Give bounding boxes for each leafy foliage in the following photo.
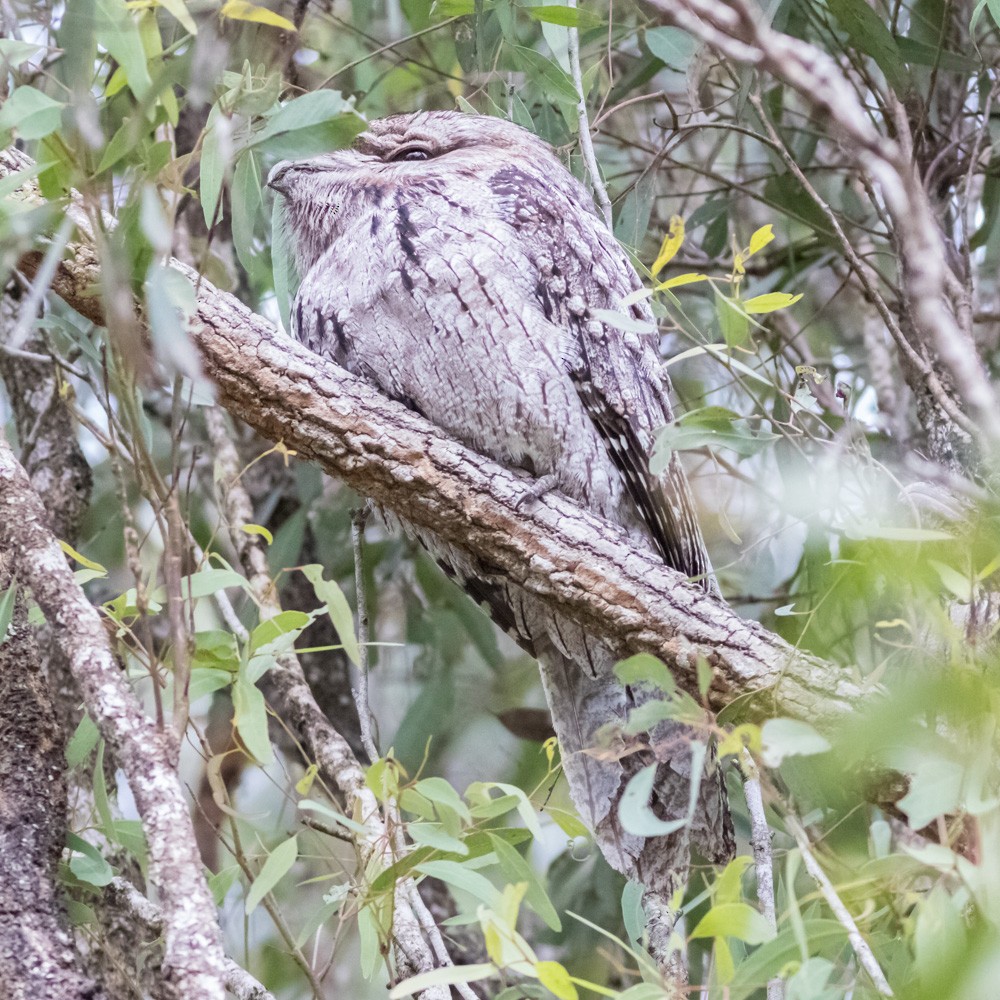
[2,0,1000,997]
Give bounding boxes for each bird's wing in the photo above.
[489,163,716,591]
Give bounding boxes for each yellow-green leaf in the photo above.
[747,224,775,257]
[743,292,803,314]
[652,215,685,276]
[59,540,107,575]
[535,960,579,1000]
[656,272,710,290]
[241,523,273,545]
[295,763,318,795]
[219,0,295,31]
[717,722,762,757]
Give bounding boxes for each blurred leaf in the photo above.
[0,581,15,647]
[645,26,698,67]
[219,0,296,31]
[95,0,153,99]
[895,35,979,72]
[389,964,497,999]
[615,653,675,693]
[534,961,578,1000]
[827,0,910,92]
[0,86,63,142]
[246,835,298,914]
[527,5,602,30]
[241,523,273,544]
[690,902,775,944]
[760,719,831,767]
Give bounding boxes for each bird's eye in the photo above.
[389,146,432,162]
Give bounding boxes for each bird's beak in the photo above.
[266,160,294,196]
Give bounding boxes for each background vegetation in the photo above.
[2,0,1000,997]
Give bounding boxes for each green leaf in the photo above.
[0,86,63,141]
[388,964,497,999]
[652,407,779,465]
[200,112,229,227]
[67,833,115,887]
[231,150,262,273]
[591,309,657,334]
[715,293,750,348]
[413,776,473,822]
[0,581,15,647]
[728,920,847,999]
[188,668,233,703]
[760,718,831,767]
[526,5,602,30]
[156,0,198,33]
[645,26,697,67]
[300,565,361,667]
[827,0,910,92]
[415,860,501,907]
[656,272,709,290]
[208,864,242,906]
[232,676,274,764]
[251,90,355,146]
[0,39,47,64]
[619,741,706,836]
[246,835,298,914]
[488,833,561,931]
[149,567,250,604]
[614,653,675,693]
[95,0,153,100]
[66,715,101,767]
[409,823,469,855]
[894,35,980,72]
[512,45,579,104]
[690,902,776,944]
[250,610,313,654]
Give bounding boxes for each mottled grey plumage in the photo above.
[269,111,733,893]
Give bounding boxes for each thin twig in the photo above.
[566,0,612,225]
[740,749,782,1000]
[351,505,379,762]
[786,815,893,996]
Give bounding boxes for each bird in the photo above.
[267,110,734,899]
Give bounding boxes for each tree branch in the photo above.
[0,434,228,999]
[0,144,869,732]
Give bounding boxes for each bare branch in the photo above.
[787,816,894,996]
